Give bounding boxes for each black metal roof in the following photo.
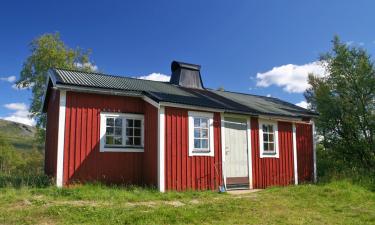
[46,68,317,118]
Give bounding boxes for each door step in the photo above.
[226,183,249,190]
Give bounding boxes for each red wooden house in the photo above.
[43,61,317,192]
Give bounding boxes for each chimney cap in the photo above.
[171,61,201,72]
[170,60,204,89]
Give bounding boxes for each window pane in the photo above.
[134,120,141,128]
[126,119,133,127]
[194,128,201,138]
[201,118,208,128]
[115,127,122,136]
[114,137,122,145]
[134,128,141,136]
[126,137,133,145]
[115,118,122,127]
[269,143,274,151]
[269,134,274,142]
[194,118,200,127]
[106,127,114,135]
[263,143,268,151]
[126,128,133,136]
[107,118,114,126]
[134,137,141,146]
[106,136,114,145]
[202,129,208,138]
[194,139,201,149]
[201,139,208,149]
[262,124,267,132]
[263,133,268,142]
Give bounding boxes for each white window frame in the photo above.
[100,112,144,152]
[188,111,215,157]
[259,119,279,158]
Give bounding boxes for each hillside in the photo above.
[0,119,38,151]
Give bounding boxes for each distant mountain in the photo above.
[0,119,39,151]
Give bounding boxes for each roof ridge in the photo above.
[211,89,316,114]
[53,67,170,84]
[211,88,276,99]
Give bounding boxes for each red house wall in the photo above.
[62,91,158,186]
[164,107,223,191]
[45,89,60,177]
[251,118,295,189]
[296,123,314,183]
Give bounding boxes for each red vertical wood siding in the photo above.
[251,118,295,188]
[164,107,222,191]
[45,89,60,177]
[142,103,158,186]
[62,91,158,186]
[296,123,314,183]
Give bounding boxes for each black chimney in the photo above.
[169,61,204,89]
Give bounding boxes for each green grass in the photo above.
[0,181,374,225]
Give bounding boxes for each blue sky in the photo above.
[1,0,375,126]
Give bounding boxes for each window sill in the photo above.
[189,149,214,157]
[100,146,144,153]
[260,152,279,158]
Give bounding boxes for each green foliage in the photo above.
[0,181,374,224]
[0,136,44,181]
[16,32,95,143]
[0,174,51,188]
[0,137,22,174]
[305,36,375,172]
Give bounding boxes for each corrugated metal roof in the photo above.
[49,68,317,118]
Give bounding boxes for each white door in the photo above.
[224,117,249,186]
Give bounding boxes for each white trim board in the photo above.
[312,121,317,183]
[158,106,165,192]
[220,112,227,189]
[247,117,253,189]
[56,90,66,187]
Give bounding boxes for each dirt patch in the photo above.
[165,201,185,207]
[189,199,200,204]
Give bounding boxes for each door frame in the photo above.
[221,113,253,189]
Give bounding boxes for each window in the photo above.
[259,120,279,158]
[100,112,144,152]
[188,111,214,157]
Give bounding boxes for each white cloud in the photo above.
[295,100,310,109]
[5,103,28,111]
[1,102,35,126]
[266,94,271,97]
[346,41,364,46]
[256,61,326,93]
[74,62,98,71]
[138,73,170,82]
[0,75,16,83]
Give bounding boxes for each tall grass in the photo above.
[0,174,52,188]
[317,145,375,191]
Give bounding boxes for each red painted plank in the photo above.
[164,108,222,191]
[55,92,157,185]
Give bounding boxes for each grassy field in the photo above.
[0,181,374,225]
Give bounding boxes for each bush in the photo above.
[317,144,375,191]
[0,174,52,188]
